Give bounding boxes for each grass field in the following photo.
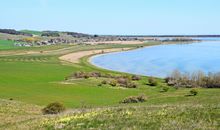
[0,39,75,52]
[20,30,43,36]
[0,42,219,129]
[0,40,22,50]
[1,99,219,130]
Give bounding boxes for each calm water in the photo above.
[91,40,220,78]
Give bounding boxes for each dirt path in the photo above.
[59,48,131,63]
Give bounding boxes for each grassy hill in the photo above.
[20,30,43,36]
[0,99,219,130]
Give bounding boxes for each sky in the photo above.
[0,0,220,35]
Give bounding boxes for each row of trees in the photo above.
[0,29,32,36]
[166,70,220,88]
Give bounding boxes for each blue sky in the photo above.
[0,0,220,35]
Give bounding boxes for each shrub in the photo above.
[101,80,107,84]
[165,77,177,86]
[116,77,137,88]
[42,102,66,114]
[72,71,103,79]
[167,70,220,88]
[120,96,139,103]
[109,80,117,87]
[64,76,69,80]
[160,86,169,92]
[103,74,115,78]
[165,77,173,83]
[189,89,198,96]
[97,83,102,86]
[73,71,86,78]
[131,75,141,81]
[90,72,101,78]
[22,37,40,43]
[120,95,147,104]
[127,82,137,88]
[84,74,90,79]
[148,77,158,86]
[136,95,146,102]
[117,78,129,86]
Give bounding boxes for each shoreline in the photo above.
[87,47,151,77]
[59,41,199,77]
[59,42,178,78]
[87,41,217,79]
[87,43,180,78]
[59,47,133,64]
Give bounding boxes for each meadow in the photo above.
[20,30,43,36]
[0,40,22,50]
[0,40,219,129]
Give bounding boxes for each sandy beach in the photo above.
[59,48,130,63]
[85,40,145,45]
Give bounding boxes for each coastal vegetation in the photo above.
[0,31,219,129]
[166,70,220,88]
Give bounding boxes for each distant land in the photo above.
[1,28,220,37]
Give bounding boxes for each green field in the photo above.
[20,30,43,36]
[0,42,219,129]
[0,40,22,50]
[0,39,77,51]
[0,43,160,107]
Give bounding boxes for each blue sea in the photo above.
[91,38,220,78]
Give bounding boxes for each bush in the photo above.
[84,74,90,79]
[22,37,40,43]
[120,95,147,104]
[103,74,115,78]
[127,82,137,88]
[73,71,87,79]
[189,89,198,96]
[160,86,169,92]
[131,75,141,81]
[165,77,173,84]
[73,71,91,79]
[42,102,66,114]
[120,96,139,103]
[116,77,137,88]
[73,71,104,79]
[90,72,101,78]
[148,77,158,86]
[109,80,117,87]
[117,78,129,86]
[97,83,102,86]
[101,80,107,84]
[136,95,146,102]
